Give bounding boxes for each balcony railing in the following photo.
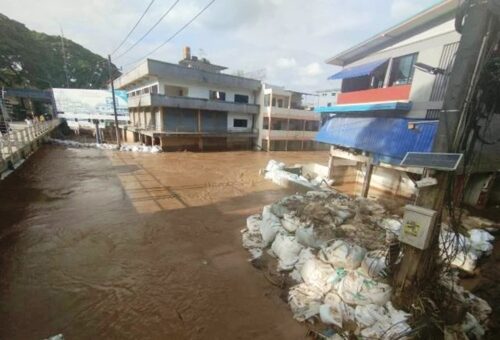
[128,93,259,114]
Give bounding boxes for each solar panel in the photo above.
[400,152,463,171]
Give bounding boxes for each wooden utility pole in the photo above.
[393,0,495,305]
[107,55,121,147]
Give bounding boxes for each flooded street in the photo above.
[0,146,328,339]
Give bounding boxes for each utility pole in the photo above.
[107,55,121,148]
[393,0,496,306]
[60,27,70,88]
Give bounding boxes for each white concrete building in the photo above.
[256,83,324,151]
[114,48,260,151]
[316,89,340,108]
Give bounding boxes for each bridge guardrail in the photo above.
[0,120,60,162]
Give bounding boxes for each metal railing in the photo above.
[0,120,60,161]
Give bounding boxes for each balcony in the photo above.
[337,85,411,105]
[128,93,259,114]
[265,130,318,140]
[267,106,320,120]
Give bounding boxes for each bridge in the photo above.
[0,119,60,178]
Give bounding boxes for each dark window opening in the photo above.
[151,85,158,94]
[209,90,226,101]
[288,119,304,131]
[389,53,418,86]
[233,119,248,128]
[271,118,288,130]
[234,94,249,103]
[263,117,269,129]
[341,61,388,92]
[305,120,320,131]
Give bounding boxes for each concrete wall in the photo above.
[227,112,253,132]
[341,19,461,119]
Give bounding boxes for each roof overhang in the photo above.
[315,101,412,113]
[326,0,458,66]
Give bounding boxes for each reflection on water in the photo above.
[0,146,328,339]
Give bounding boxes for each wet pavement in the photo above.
[0,145,328,339]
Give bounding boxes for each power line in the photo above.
[110,0,156,56]
[121,0,216,69]
[114,0,181,61]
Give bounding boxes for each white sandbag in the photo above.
[327,267,349,291]
[265,159,285,172]
[465,293,492,324]
[379,218,403,234]
[246,214,262,233]
[319,292,355,327]
[294,248,316,272]
[469,229,494,254]
[295,225,334,249]
[361,250,387,279]
[288,283,323,321]
[271,234,304,271]
[354,304,387,328]
[248,248,263,260]
[462,312,485,339]
[337,270,392,306]
[260,205,282,246]
[299,258,335,293]
[281,213,305,233]
[241,230,265,249]
[319,240,367,270]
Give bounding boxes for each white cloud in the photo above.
[300,63,323,77]
[0,0,443,92]
[276,57,297,69]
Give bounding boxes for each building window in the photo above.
[263,117,269,129]
[277,98,284,108]
[151,85,158,94]
[234,94,249,103]
[288,119,304,131]
[305,120,320,131]
[271,118,288,130]
[331,93,336,96]
[233,119,248,128]
[389,53,418,86]
[264,94,270,106]
[209,90,226,101]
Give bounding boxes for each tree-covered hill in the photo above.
[0,13,119,89]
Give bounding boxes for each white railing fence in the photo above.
[0,120,60,161]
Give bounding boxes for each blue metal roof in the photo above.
[315,101,412,113]
[316,117,437,164]
[328,59,389,80]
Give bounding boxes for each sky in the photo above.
[1,0,442,92]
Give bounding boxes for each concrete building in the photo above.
[316,89,340,108]
[256,83,324,151]
[315,0,500,202]
[114,48,261,151]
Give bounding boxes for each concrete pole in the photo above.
[107,55,121,147]
[361,162,374,198]
[393,0,495,306]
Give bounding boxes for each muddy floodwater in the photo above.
[0,146,329,339]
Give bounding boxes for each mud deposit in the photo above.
[0,146,328,339]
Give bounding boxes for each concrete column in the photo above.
[197,109,201,132]
[361,162,374,198]
[328,146,335,179]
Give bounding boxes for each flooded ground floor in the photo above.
[0,146,330,339]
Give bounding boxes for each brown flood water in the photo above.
[0,146,329,339]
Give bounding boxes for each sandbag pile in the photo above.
[240,190,411,338]
[241,189,494,338]
[48,138,162,153]
[439,227,495,272]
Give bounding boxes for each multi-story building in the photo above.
[316,89,340,108]
[115,47,324,152]
[315,0,500,203]
[114,47,261,151]
[256,83,324,151]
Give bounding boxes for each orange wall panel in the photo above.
[337,85,411,104]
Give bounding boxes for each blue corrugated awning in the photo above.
[315,101,412,113]
[328,59,389,80]
[316,117,437,164]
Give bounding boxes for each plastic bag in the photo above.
[299,258,335,293]
[337,270,392,306]
[260,205,282,246]
[319,240,367,270]
[288,283,323,321]
[246,214,262,234]
[271,234,304,271]
[319,292,355,327]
